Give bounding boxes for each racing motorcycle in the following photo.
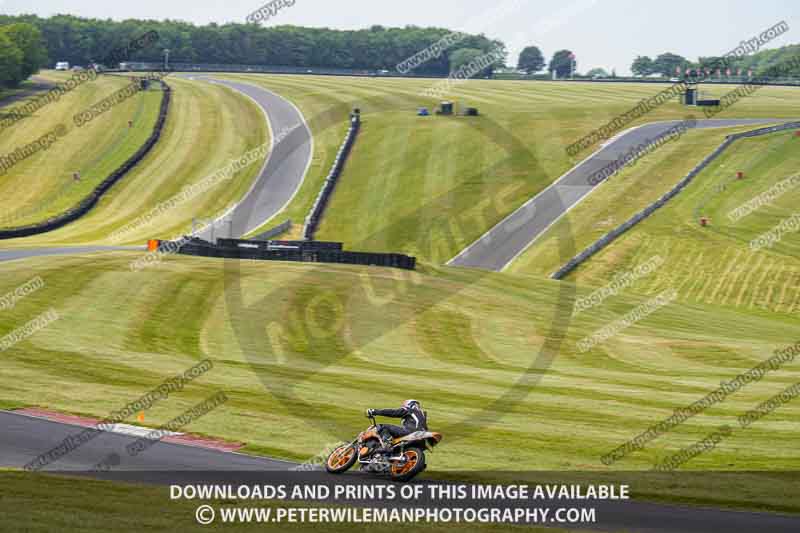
[325,414,442,482]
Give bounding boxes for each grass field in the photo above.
[0,73,268,246]
[546,129,800,314]
[1,75,799,515]
[0,71,163,228]
[2,75,798,254]
[505,123,767,278]
[1,252,798,478]
[210,76,800,263]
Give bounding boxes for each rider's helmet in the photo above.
[403,399,420,409]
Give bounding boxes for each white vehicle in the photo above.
[55,61,70,71]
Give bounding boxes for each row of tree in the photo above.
[0,23,48,87]
[2,13,798,88]
[516,46,578,77]
[0,14,506,83]
[631,48,800,77]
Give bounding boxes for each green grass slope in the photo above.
[562,129,800,314]
[0,76,268,246]
[0,252,798,480]
[0,71,162,228]
[214,75,799,263]
[506,123,762,278]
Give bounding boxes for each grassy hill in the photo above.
[216,75,800,264]
[1,252,798,481]
[506,123,764,278]
[0,71,162,228]
[1,76,799,514]
[554,128,800,314]
[0,74,268,246]
[3,75,798,253]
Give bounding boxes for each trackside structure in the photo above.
[163,237,416,270]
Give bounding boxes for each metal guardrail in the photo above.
[551,121,800,280]
[252,219,291,241]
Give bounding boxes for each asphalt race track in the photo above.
[0,411,292,472]
[3,410,800,533]
[176,74,313,240]
[448,118,793,271]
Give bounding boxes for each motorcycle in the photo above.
[325,414,442,482]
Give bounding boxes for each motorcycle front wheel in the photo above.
[325,444,357,474]
[390,447,426,482]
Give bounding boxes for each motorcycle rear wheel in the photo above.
[325,444,357,474]
[390,447,426,482]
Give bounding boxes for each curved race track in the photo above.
[2,409,799,533]
[448,118,795,271]
[177,75,313,240]
[0,74,312,262]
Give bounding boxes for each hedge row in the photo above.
[551,121,800,280]
[0,80,172,239]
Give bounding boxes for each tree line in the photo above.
[1,13,797,89]
[516,46,580,78]
[516,45,800,79]
[0,14,506,87]
[631,48,800,78]
[0,22,48,87]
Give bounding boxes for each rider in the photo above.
[367,399,427,452]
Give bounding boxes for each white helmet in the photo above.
[403,399,420,408]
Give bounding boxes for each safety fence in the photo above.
[0,80,171,239]
[551,120,800,280]
[252,219,291,241]
[168,237,416,270]
[302,111,361,240]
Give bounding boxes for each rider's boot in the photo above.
[376,430,394,454]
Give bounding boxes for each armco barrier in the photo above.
[303,111,361,240]
[551,120,800,280]
[252,219,291,241]
[0,79,171,239]
[169,237,415,270]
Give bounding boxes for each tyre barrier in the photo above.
[551,120,800,280]
[302,111,361,241]
[0,80,172,239]
[168,236,416,270]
